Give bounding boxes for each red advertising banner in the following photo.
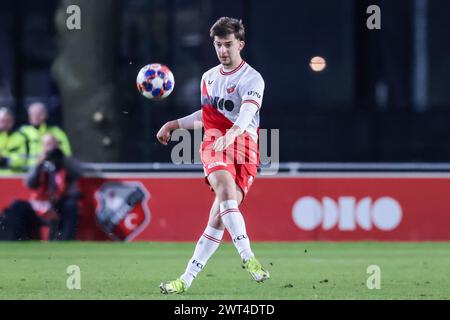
[1,173,450,241]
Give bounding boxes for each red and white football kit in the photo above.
[200,60,265,197]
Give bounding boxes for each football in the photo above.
[136,63,175,100]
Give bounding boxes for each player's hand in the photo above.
[213,126,242,152]
[156,120,178,146]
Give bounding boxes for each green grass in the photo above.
[0,242,449,300]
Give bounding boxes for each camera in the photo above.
[42,148,64,172]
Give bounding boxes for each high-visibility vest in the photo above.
[19,123,72,167]
[0,130,28,175]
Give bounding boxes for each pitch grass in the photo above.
[0,242,449,300]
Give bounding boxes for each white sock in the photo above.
[219,200,254,261]
[180,225,224,287]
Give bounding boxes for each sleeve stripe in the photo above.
[242,99,261,109]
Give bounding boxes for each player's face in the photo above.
[213,34,244,67]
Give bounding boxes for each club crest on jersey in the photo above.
[95,182,151,241]
[227,84,237,94]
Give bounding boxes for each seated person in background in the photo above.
[20,102,72,167]
[0,134,82,241]
[0,107,28,175]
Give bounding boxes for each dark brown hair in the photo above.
[210,17,245,41]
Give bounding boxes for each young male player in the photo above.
[157,17,269,294]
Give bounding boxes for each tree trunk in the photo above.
[52,0,123,162]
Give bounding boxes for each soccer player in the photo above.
[157,17,269,294]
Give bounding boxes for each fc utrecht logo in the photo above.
[227,84,237,94]
[95,182,151,241]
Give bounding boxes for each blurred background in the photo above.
[1,0,450,164]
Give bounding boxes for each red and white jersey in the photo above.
[200,60,264,142]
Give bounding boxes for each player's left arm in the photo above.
[213,73,264,152]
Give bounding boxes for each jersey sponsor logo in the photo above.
[207,161,227,169]
[292,196,402,231]
[227,84,237,94]
[213,96,235,112]
[208,80,214,85]
[202,96,236,112]
[247,91,261,99]
[95,182,151,241]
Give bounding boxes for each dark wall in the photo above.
[249,0,355,110]
[429,0,450,108]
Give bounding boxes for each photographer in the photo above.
[27,134,82,240]
[0,134,82,241]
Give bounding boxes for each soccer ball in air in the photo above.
[136,63,175,100]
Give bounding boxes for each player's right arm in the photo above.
[156,110,203,145]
